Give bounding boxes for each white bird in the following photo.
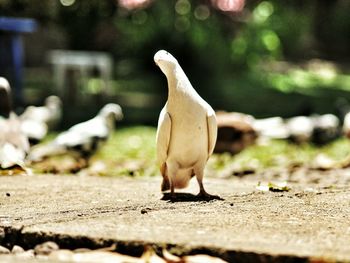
[286,116,314,144]
[20,95,62,143]
[0,114,30,169]
[311,114,340,145]
[0,77,12,119]
[154,50,218,200]
[28,103,123,165]
[252,116,290,140]
[0,77,30,171]
[343,112,350,139]
[21,95,62,128]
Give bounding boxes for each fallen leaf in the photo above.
[257,181,290,192]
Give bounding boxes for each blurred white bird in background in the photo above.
[252,116,290,140]
[310,114,340,145]
[0,77,12,119]
[343,111,350,139]
[20,95,62,144]
[28,103,123,167]
[0,77,30,173]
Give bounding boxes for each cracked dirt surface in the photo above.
[0,174,350,262]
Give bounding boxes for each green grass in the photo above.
[92,126,157,177]
[96,126,350,177]
[209,138,350,175]
[36,126,350,177]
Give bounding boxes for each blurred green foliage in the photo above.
[2,0,350,120]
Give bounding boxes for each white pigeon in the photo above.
[0,77,30,170]
[20,95,62,143]
[344,111,350,138]
[252,116,290,140]
[0,113,30,169]
[21,95,62,129]
[28,103,123,164]
[311,114,340,145]
[0,77,12,119]
[154,50,218,200]
[286,116,314,144]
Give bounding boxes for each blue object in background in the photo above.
[0,17,37,106]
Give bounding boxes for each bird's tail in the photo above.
[173,169,193,189]
[160,165,194,191]
[27,142,66,162]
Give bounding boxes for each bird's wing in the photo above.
[207,110,217,157]
[70,117,109,139]
[156,108,171,166]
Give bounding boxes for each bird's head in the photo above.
[45,95,62,110]
[154,50,178,76]
[0,77,12,118]
[99,103,123,122]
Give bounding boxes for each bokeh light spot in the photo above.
[175,17,190,32]
[194,5,210,20]
[261,30,280,51]
[253,1,274,23]
[60,0,75,7]
[231,37,247,55]
[175,0,191,15]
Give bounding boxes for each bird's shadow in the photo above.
[161,192,224,202]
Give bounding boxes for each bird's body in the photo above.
[28,103,123,164]
[0,113,30,169]
[154,50,218,199]
[20,96,62,143]
[253,117,289,140]
[0,77,30,171]
[311,114,340,145]
[343,112,350,138]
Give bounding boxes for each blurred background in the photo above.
[1,0,350,126]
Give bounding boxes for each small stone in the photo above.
[6,193,10,197]
[141,207,152,214]
[141,209,148,214]
[11,245,25,254]
[0,245,10,254]
[34,241,59,255]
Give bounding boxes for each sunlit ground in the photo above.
[32,126,350,178]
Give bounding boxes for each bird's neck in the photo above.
[166,66,197,100]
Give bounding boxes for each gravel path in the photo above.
[0,174,350,262]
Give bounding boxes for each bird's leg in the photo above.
[195,167,221,200]
[167,162,178,202]
[160,163,170,192]
[170,180,175,201]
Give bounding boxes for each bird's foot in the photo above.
[161,191,177,202]
[169,195,177,202]
[197,191,223,201]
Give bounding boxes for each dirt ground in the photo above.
[0,170,350,262]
